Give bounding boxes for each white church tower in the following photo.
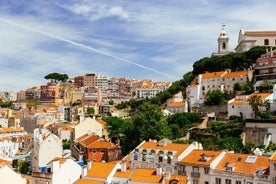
[212,24,230,56]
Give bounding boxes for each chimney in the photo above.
[82,167,87,178]
[156,164,162,175]
[87,160,92,170]
[121,160,126,172]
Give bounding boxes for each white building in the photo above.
[73,117,107,140]
[235,29,276,53]
[228,92,273,120]
[187,70,248,110]
[210,153,270,184]
[31,128,62,170]
[0,163,26,184]
[129,139,202,174]
[32,158,82,184]
[0,137,19,160]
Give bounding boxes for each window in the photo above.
[92,149,96,154]
[150,155,154,162]
[222,42,226,49]
[159,156,163,163]
[264,39,269,45]
[166,167,172,173]
[225,179,232,184]
[204,167,209,174]
[235,181,242,184]
[215,178,221,184]
[178,165,185,175]
[167,156,172,164]
[232,105,234,109]
[193,179,199,184]
[142,154,146,161]
[100,149,106,154]
[134,153,138,160]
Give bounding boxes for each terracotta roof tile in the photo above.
[75,179,103,184]
[114,169,132,178]
[215,153,269,175]
[201,71,225,79]
[87,140,118,149]
[138,141,189,157]
[245,31,276,37]
[167,102,185,107]
[249,93,272,100]
[223,71,247,78]
[77,134,100,147]
[129,168,162,183]
[180,150,224,166]
[164,175,188,184]
[96,119,106,126]
[86,162,117,178]
[228,99,245,105]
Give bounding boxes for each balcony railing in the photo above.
[255,63,276,69]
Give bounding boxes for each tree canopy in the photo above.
[192,46,268,76]
[204,90,227,106]
[44,72,69,82]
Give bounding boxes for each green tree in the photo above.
[233,82,242,91]
[86,107,95,117]
[204,90,226,106]
[18,160,30,174]
[109,99,114,105]
[242,81,254,95]
[62,139,71,149]
[44,72,69,82]
[121,102,171,154]
[217,137,244,152]
[248,94,262,119]
[105,116,126,144]
[257,81,274,92]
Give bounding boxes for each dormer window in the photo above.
[200,153,208,162]
[225,163,233,171]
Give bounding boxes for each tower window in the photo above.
[264,39,269,45]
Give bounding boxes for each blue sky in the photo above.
[0,0,276,92]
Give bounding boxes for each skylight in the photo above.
[246,156,257,163]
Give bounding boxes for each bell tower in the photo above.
[217,24,229,55]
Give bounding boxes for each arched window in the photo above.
[264,39,269,45]
[222,42,226,49]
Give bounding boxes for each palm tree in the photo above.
[247,94,262,119]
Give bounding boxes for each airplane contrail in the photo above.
[0,17,175,79]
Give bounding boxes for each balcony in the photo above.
[255,63,276,69]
